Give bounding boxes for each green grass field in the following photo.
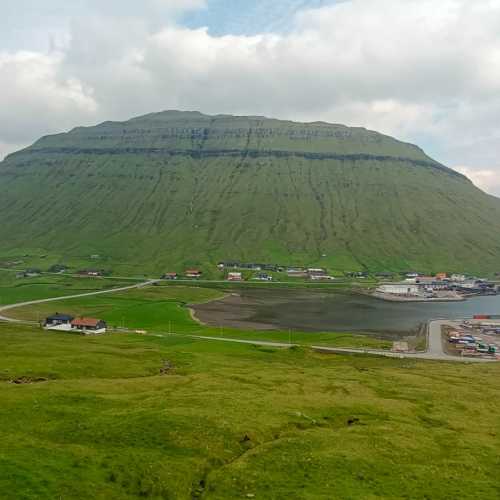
[0,271,135,306]
[1,322,499,499]
[5,282,391,350]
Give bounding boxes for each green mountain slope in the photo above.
[1,110,500,275]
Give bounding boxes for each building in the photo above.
[17,268,41,278]
[458,280,479,290]
[48,264,68,273]
[346,271,369,278]
[44,313,74,331]
[376,272,394,279]
[405,272,420,278]
[227,272,243,281]
[163,272,178,280]
[254,273,273,281]
[307,268,328,279]
[435,272,448,281]
[77,269,103,277]
[287,268,308,278]
[71,317,107,334]
[377,283,421,296]
[415,277,449,290]
[185,269,202,278]
[310,274,334,281]
[217,261,240,269]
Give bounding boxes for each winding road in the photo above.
[0,280,159,322]
[311,320,496,363]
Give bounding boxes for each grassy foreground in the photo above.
[1,323,500,499]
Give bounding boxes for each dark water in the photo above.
[193,288,500,334]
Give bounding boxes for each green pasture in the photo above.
[0,323,499,499]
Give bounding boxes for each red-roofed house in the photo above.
[185,269,202,279]
[71,317,107,334]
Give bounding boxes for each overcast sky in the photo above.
[2,0,500,195]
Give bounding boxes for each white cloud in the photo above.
[0,51,97,145]
[1,0,500,197]
[454,166,500,196]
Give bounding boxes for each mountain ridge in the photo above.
[0,110,498,275]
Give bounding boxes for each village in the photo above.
[44,313,107,334]
[445,316,500,359]
[374,272,498,302]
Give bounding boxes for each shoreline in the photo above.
[187,306,208,326]
[370,291,466,303]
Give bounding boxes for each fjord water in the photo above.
[193,288,500,334]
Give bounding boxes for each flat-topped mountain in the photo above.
[1,111,499,274]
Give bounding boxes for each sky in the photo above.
[1,0,500,195]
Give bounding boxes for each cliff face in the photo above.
[1,111,499,274]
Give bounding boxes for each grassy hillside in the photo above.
[1,323,500,499]
[1,111,500,275]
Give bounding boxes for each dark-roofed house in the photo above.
[71,317,107,334]
[162,272,178,280]
[44,313,74,331]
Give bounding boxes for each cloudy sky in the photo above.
[2,0,500,195]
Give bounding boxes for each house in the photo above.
[435,272,448,281]
[18,268,42,278]
[346,271,369,278]
[375,272,394,279]
[307,268,327,277]
[254,273,273,281]
[44,313,74,331]
[48,264,68,274]
[240,263,262,271]
[405,272,420,278]
[287,268,308,278]
[310,274,335,281]
[77,269,103,277]
[217,261,240,269]
[262,264,279,272]
[71,317,107,334]
[227,272,243,281]
[185,269,202,278]
[163,272,178,280]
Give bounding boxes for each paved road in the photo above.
[0,280,159,322]
[1,286,495,363]
[150,332,295,349]
[146,321,495,363]
[311,319,496,363]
